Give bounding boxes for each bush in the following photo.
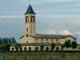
[64,40,71,48]
[71,41,78,49]
[15,44,21,51]
[51,43,55,51]
[0,44,11,51]
[40,45,44,51]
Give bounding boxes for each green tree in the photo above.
[61,44,65,51]
[15,44,21,51]
[11,37,16,43]
[51,43,55,51]
[5,44,11,51]
[71,41,78,49]
[40,45,44,51]
[64,40,71,48]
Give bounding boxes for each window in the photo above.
[29,47,31,51]
[24,47,27,51]
[26,28,28,32]
[35,47,38,51]
[12,48,14,51]
[26,34,28,37]
[31,16,34,23]
[26,16,28,23]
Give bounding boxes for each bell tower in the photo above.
[24,5,36,37]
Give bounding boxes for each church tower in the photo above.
[24,5,36,37]
[20,5,36,43]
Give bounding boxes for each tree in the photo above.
[11,37,16,43]
[71,41,78,49]
[40,45,44,51]
[51,43,55,51]
[61,44,65,51]
[0,37,16,44]
[64,40,71,48]
[0,44,11,51]
[5,44,11,51]
[15,44,21,51]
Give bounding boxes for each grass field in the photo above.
[0,52,79,60]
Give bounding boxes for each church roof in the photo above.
[20,34,76,40]
[25,4,35,14]
[32,34,76,40]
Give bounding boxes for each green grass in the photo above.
[0,52,79,60]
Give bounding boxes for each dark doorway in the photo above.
[20,47,22,52]
[56,47,59,51]
[46,47,49,52]
[35,47,38,52]
[12,48,14,51]
[29,47,31,52]
[24,47,27,51]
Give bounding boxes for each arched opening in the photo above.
[29,47,31,52]
[35,47,38,52]
[56,47,59,51]
[20,47,22,52]
[46,47,49,52]
[26,34,28,37]
[12,48,14,51]
[27,16,28,23]
[25,16,28,23]
[24,47,27,51]
[26,28,28,32]
[31,16,34,23]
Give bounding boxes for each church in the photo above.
[10,5,77,51]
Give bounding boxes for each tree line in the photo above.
[0,37,16,44]
[0,37,16,51]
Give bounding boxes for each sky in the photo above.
[0,0,80,43]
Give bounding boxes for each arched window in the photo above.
[31,16,34,23]
[25,16,28,23]
[20,47,22,52]
[12,48,14,51]
[26,28,28,32]
[56,47,59,51]
[24,47,27,51]
[46,47,49,52]
[29,47,31,52]
[35,47,38,51]
[26,34,28,37]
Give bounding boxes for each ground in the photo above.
[0,52,80,60]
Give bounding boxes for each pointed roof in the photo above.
[25,5,36,14]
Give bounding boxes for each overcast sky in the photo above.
[0,0,80,43]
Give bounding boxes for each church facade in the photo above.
[10,5,77,51]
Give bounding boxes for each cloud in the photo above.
[0,16,17,19]
[76,32,80,35]
[38,29,73,35]
[59,30,73,35]
[39,30,56,34]
[0,16,23,19]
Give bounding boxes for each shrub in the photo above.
[71,41,78,49]
[51,43,55,51]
